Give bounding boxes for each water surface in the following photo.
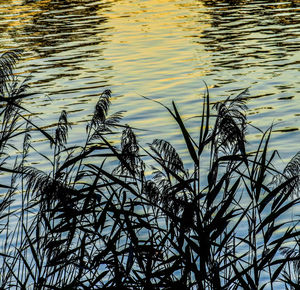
[0,0,299,166]
[0,1,299,287]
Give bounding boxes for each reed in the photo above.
[0,50,300,289]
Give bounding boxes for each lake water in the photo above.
[0,0,299,170]
[0,0,299,287]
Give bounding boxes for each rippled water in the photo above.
[1,0,299,168]
[0,1,299,287]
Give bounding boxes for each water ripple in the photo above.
[0,0,298,159]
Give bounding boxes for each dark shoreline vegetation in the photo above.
[1,50,300,289]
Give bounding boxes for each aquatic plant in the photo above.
[0,50,300,289]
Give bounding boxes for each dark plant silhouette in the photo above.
[0,50,300,289]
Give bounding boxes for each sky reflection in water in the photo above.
[0,0,299,166]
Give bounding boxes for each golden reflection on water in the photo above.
[0,0,299,162]
[0,0,49,28]
[101,0,211,99]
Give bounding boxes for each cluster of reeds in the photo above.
[1,50,300,289]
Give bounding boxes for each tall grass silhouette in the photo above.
[0,50,300,289]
